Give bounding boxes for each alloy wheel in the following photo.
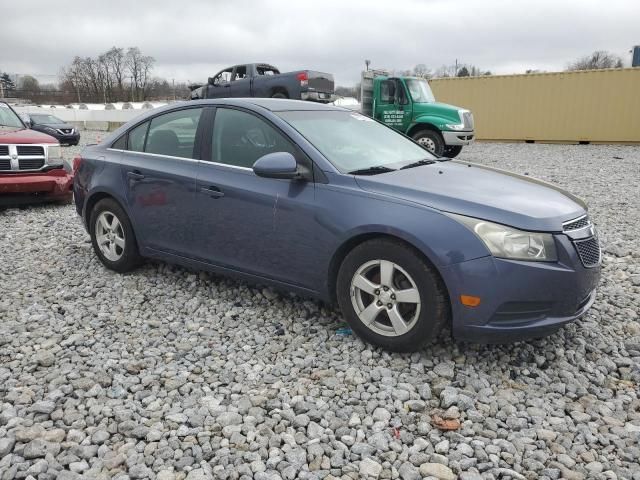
[350,259,421,337]
[95,211,126,262]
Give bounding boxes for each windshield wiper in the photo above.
[400,159,437,170]
[349,165,396,175]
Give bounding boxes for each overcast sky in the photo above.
[2,0,638,86]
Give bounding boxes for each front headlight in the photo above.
[46,145,64,166]
[451,213,557,261]
[445,123,466,131]
[44,126,57,134]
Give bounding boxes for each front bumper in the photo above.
[0,169,74,205]
[442,234,601,343]
[442,130,475,146]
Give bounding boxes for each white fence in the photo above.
[13,105,153,124]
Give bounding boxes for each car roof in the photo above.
[185,98,346,112]
[99,98,348,147]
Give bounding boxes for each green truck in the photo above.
[360,70,474,157]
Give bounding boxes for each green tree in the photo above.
[0,73,16,97]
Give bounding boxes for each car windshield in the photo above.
[277,110,434,173]
[405,79,436,103]
[31,114,63,124]
[0,103,24,128]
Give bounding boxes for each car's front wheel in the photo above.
[336,238,449,352]
[89,198,141,273]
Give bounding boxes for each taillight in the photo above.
[72,155,83,173]
[296,71,308,87]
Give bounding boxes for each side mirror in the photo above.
[208,77,216,86]
[253,152,306,180]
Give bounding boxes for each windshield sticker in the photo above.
[350,113,374,122]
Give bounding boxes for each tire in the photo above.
[89,198,142,273]
[443,145,463,158]
[336,238,449,352]
[271,92,288,99]
[412,129,445,157]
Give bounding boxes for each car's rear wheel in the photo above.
[443,145,463,158]
[412,129,445,157]
[336,238,449,352]
[89,198,141,273]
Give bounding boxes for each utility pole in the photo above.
[172,78,176,101]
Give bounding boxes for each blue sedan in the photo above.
[73,99,601,351]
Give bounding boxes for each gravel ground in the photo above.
[1,131,639,480]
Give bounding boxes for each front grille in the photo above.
[462,111,474,130]
[17,145,45,156]
[0,144,47,172]
[18,145,44,156]
[574,236,601,268]
[563,215,590,231]
[19,158,45,170]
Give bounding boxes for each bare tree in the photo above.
[126,47,155,101]
[18,75,40,97]
[103,47,126,100]
[60,46,156,103]
[568,50,624,71]
[412,64,432,79]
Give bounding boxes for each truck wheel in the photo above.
[412,130,445,156]
[89,198,142,273]
[271,92,288,99]
[443,145,463,158]
[336,238,449,352]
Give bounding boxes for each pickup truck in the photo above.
[361,70,474,157]
[0,102,72,205]
[190,63,335,103]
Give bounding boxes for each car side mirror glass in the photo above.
[253,152,305,180]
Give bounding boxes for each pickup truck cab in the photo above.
[0,102,72,205]
[191,63,335,103]
[361,71,474,157]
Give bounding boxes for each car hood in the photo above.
[354,160,587,232]
[413,101,461,122]
[0,126,57,144]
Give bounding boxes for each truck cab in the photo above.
[361,71,474,157]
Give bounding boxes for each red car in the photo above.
[1,102,73,206]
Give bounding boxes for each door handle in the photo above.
[127,171,145,181]
[201,185,225,198]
